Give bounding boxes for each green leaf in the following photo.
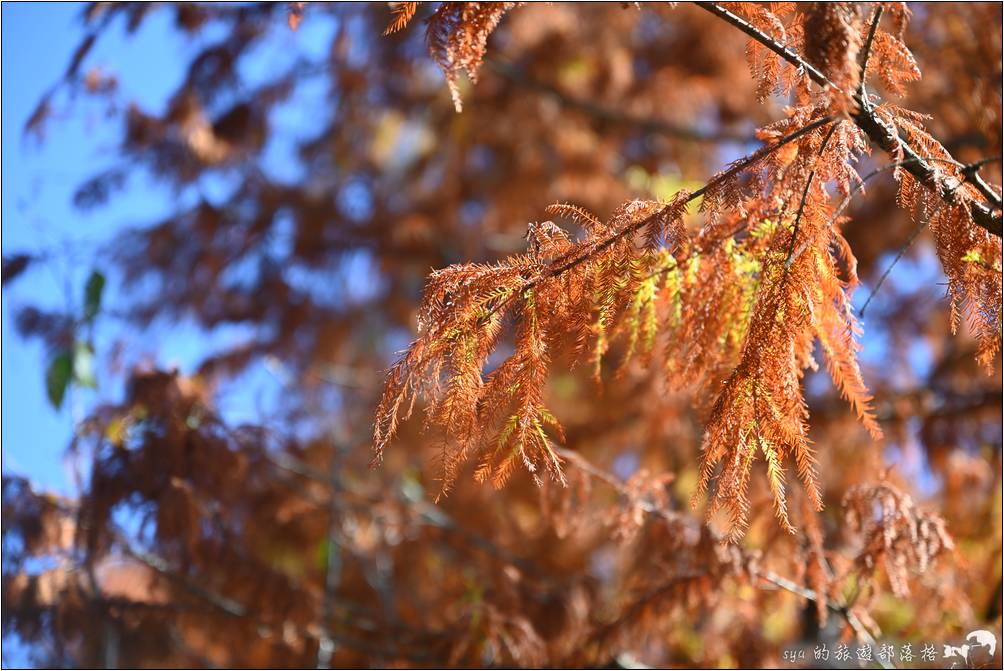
[72,341,97,389]
[400,470,425,502]
[83,270,105,322]
[105,416,127,446]
[46,352,73,409]
[314,538,343,572]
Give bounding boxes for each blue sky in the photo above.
[1,4,247,494]
[1,2,168,493]
[1,3,347,499]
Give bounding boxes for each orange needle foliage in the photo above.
[375,2,1000,542]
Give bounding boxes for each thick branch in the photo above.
[962,160,1004,210]
[851,107,1002,235]
[694,1,1003,238]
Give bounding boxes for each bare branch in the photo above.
[962,159,1004,210]
[487,58,756,145]
[692,1,834,89]
[857,5,885,108]
[858,214,929,318]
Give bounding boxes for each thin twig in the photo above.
[858,204,939,318]
[857,5,885,111]
[476,114,835,323]
[539,117,833,282]
[963,156,1003,172]
[316,443,347,669]
[784,121,840,270]
[487,58,756,145]
[827,155,980,230]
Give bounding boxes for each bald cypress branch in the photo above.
[695,1,1003,237]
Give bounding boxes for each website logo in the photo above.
[943,630,997,668]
